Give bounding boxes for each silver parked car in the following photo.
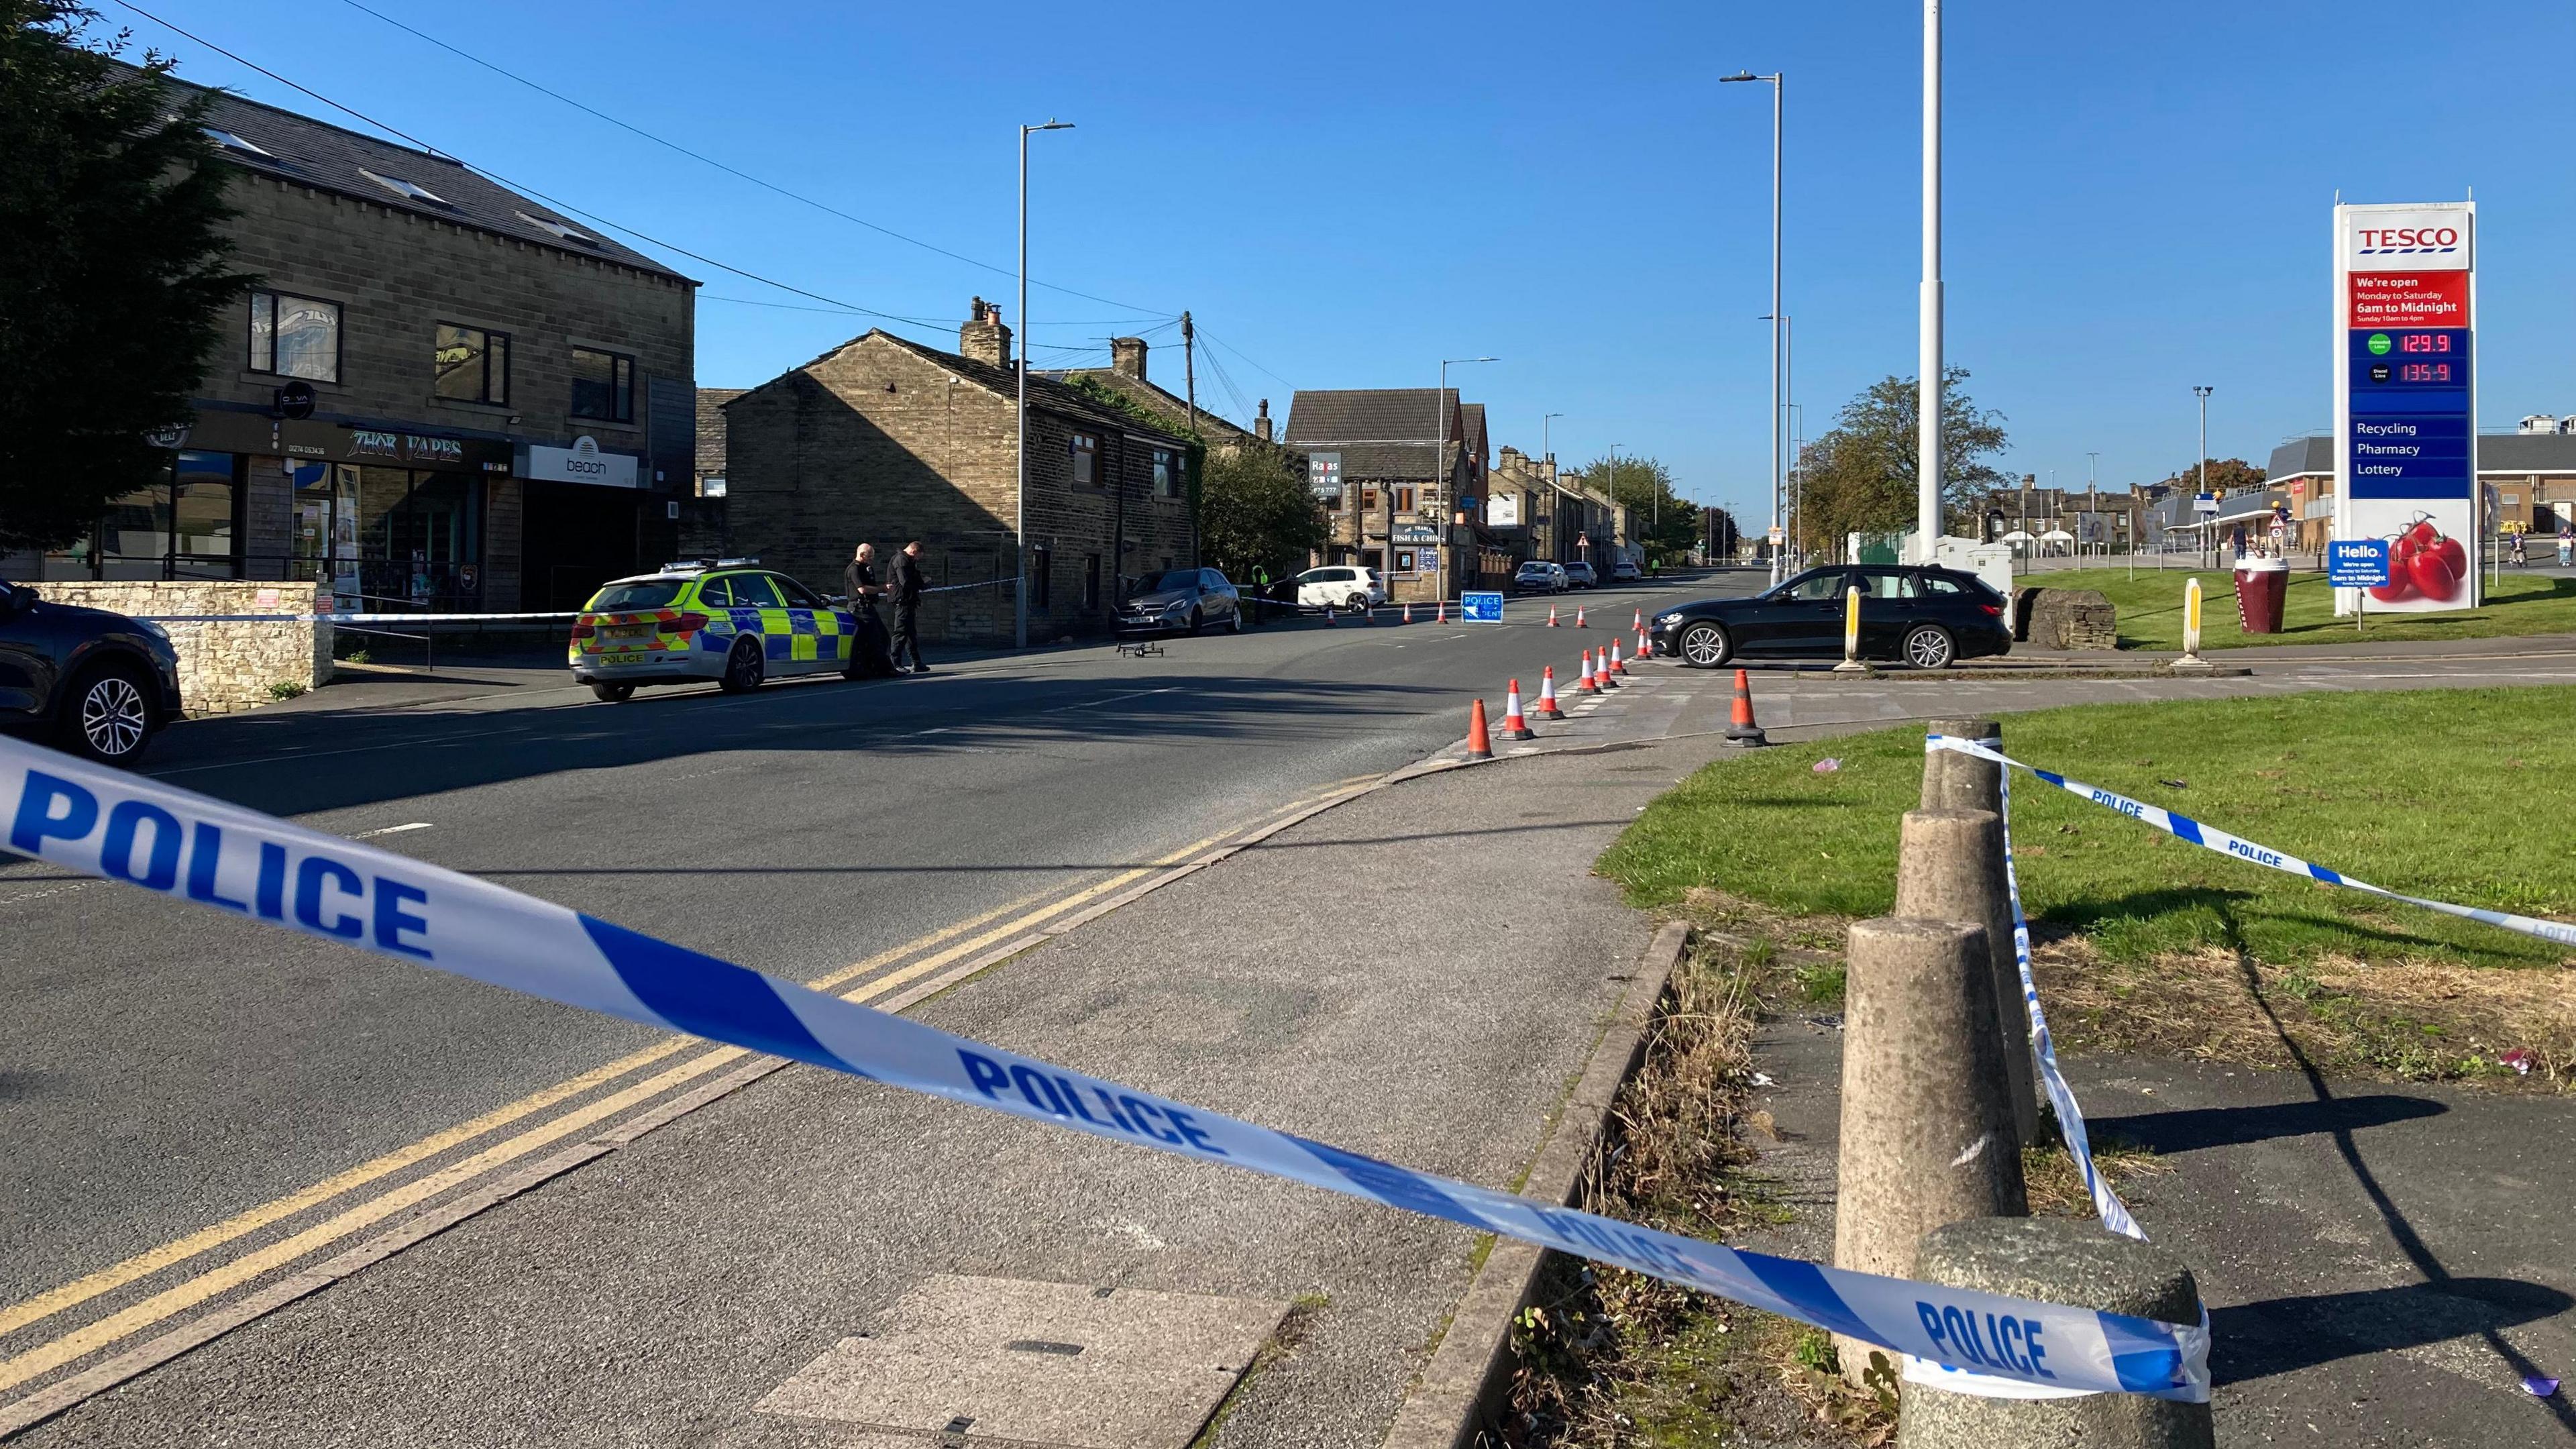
[1117,567,1242,635]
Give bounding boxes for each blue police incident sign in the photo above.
[1460,592,1505,623]
[2327,539,2393,588]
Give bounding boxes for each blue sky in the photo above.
[119,0,2576,522]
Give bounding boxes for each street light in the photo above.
[2194,384,2215,566]
[1426,356,1498,598]
[1720,68,1784,582]
[1016,117,1074,651]
[1607,441,1627,566]
[1542,412,1564,466]
[1917,1,1943,557]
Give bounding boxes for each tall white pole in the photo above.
[1917,0,1943,555]
[1769,75,1784,584]
[1014,125,1030,650]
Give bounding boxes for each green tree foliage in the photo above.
[1,2,249,551]
[1199,442,1324,584]
[1569,453,1699,561]
[1792,368,2008,548]
[2151,458,2266,495]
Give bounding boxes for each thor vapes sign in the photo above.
[2334,201,2477,612]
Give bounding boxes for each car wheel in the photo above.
[1227,608,1243,635]
[58,662,155,765]
[719,638,765,693]
[1187,607,1204,637]
[1902,624,1955,670]
[1347,592,1371,613]
[591,683,635,703]
[1677,622,1731,669]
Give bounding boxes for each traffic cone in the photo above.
[1534,665,1564,718]
[1597,643,1619,688]
[1464,698,1495,760]
[1500,680,1535,740]
[1578,650,1601,694]
[1574,605,1589,629]
[1725,667,1770,747]
[1402,601,1413,625]
[1548,603,1560,627]
[1437,599,1448,623]
[1633,608,1644,633]
[1324,606,1337,627]
[1609,638,1629,676]
[1635,623,1651,659]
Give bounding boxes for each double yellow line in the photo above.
[0,777,1378,1414]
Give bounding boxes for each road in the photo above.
[0,572,1741,1436]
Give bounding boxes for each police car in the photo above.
[567,559,882,702]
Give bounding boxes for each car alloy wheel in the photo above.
[1188,607,1204,636]
[1678,622,1729,668]
[720,639,765,693]
[1348,594,1371,613]
[77,672,150,760]
[1902,624,1955,670]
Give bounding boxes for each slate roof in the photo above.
[1036,367,1264,448]
[696,388,744,476]
[146,65,692,283]
[749,331,1191,443]
[1461,402,1488,463]
[1282,388,1464,480]
[2267,436,2335,478]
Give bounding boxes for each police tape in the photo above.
[0,735,2210,1403]
[140,611,582,625]
[1925,734,2576,950]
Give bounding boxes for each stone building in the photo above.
[1483,447,1623,568]
[1,68,700,612]
[1282,388,1489,601]
[721,301,1198,643]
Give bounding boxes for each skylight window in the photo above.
[203,127,270,157]
[513,209,599,246]
[360,167,449,206]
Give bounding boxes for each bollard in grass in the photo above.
[1894,808,2042,1149]
[1896,1218,2214,1449]
[1833,916,2029,1379]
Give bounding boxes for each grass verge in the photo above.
[2056,567,2576,651]
[1599,689,2576,1087]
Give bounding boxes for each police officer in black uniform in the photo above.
[841,543,896,678]
[890,540,929,674]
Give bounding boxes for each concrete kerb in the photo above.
[1376,920,1694,1449]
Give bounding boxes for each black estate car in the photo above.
[0,581,184,764]
[1648,565,2012,670]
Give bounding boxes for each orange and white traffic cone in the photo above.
[1725,667,1770,747]
[1598,643,1620,688]
[1500,679,1535,740]
[1548,603,1560,627]
[1574,605,1588,629]
[1609,638,1629,677]
[1578,649,1601,694]
[1636,623,1651,659]
[1533,665,1564,718]
[1324,606,1337,627]
[1633,608,1644,633]
[1464,698,1495,759]
[1402,601,1413,625]
[1437,599,1448,623]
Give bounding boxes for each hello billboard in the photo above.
[2334,201,2477,614]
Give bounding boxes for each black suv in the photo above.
[0,582,184,764]
[1648,565,2012,669]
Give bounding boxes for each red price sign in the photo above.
[2349,272,2467,328]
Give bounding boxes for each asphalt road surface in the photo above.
[0,572,1748,1434]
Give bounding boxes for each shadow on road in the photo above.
[2092,1094,2448,1155]
[2210,1277,2573,1387]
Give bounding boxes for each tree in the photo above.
[1791,368,2008,549]
[1569,452,1699,561]
[2151,458,2265,495]
[0,3,249,551]
[1198,442,1324,584]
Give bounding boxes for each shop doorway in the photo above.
[521,480,645,610]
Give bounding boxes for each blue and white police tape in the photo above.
[1925,733,2576,951]
[143,581,1006,626]
[0,735,2210,1403]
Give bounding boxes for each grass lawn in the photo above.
[2049,566,2576,650]
[1600,688,2576,1081]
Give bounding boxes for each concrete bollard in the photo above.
[1894,808,2042,1149]
[1920,717,2003,816]
[1896,1218,2214,1449]
[1833,917,2029,1378]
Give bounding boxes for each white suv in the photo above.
[1295,566,1387,612]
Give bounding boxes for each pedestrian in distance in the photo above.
[2510,528,2528,568]
[2558,525,2571,569]
[2231,524,2248,560]
[891,540,929,674]
[841,543,897,679]
[1248,564,1271,628]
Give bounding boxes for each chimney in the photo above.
[1254,399,1273,443]
[1110,336,1148,380]
[959,296,1012,367]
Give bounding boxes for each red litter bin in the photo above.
[2235,555,2288,634]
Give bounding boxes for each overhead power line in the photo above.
[109,0,967,338]
[333,0,1173,321]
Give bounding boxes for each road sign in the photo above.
[1460,591,1504,623]
[2192,493,2219,515]
[2326,539,2392,588]
[1307,451,1343,500]
[2335,200,2477,614]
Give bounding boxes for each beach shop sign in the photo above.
[519,435,640,489]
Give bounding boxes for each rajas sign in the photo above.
[2334,202,2478,612]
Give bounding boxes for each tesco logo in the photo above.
[2357,226,2461,256]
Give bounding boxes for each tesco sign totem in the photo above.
[2334,201,2479,613]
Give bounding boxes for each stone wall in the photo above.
[2012,586,2119,651]
[29,581,332,716]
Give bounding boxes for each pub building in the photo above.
[3,68,698,612]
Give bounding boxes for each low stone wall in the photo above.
[2010,586,2119,650]
[30,580,333,716]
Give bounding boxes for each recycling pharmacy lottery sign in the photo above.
[2334,201,2478,613]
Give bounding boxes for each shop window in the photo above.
[1359,488,1380,514]
[1070,433,1099,488]
[435,323,511,405]
[171,451,238,578]
[570,347,634,423]
[1152,448,1181,498]
[248,290,341,382]
[1395,486,1416,513]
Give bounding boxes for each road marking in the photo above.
[1039,686,1179,714]
[350,822,433,840]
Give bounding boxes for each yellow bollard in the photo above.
[1833,584,1868,673]
[2171,576,2212,672]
